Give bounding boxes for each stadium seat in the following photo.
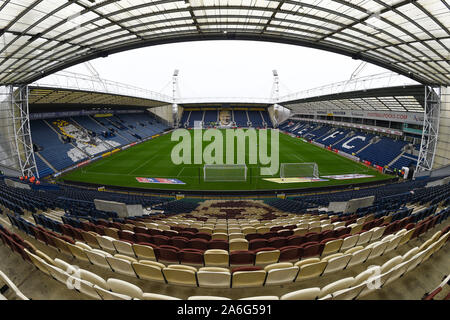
[132,261,165,282]
[280,287,320,300]
[163,265,198,286]
[231,268,266,288]
[264,263,299,285]
[197,267,231,288]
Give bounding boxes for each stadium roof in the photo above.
[282,84,426,112]
[28,86,169,108]
[0,0,449,87]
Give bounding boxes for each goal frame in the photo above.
[280,162,319,179]
[203,164,248,182]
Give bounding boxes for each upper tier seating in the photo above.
[71,116,129,145]
[358,138,409,167]
[31,120,87,171]
[233,110,248,127]
[333,132,375,154]
[247,111,264,128]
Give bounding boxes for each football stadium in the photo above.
[0,0,449,307]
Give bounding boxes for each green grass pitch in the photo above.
[60,129,390,191]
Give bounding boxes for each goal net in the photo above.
[204,164,247,182]
[280,162,319,179]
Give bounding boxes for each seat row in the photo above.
[18,228,450,300]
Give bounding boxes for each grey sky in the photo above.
[63,40,413,99]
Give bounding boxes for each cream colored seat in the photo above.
[228,233,245,240]
[163,265,198,286]
[380,256,403,273]
[280,287,320,300]
[106,256,137,277]
[95,236,117,254]
[340,234,359,251]
[142,293,181,300]
[331,282,366,300]
[346,248,371,268]
[402,247,420,261]
[85,249,112,269]
[132,244,156,260]
[46,264,71,285]
[322,254,352,275]
[355,230,373,246]
[383,235,403,254]
[255,250,280,265]
[211,233,228,241]
[76,278,102,299]
[94,285,132,300]
[204,249,229,267]
[293,228,308,236]
[232,270,266,288]
[350,224,363,235]
[229,238,249,252]
[321,239,343,256]
[107,278,143,299]
[132,261,166,282]
[366,241,389,260]
[112,240,135,257]
[264,263,299,285]
[66,242,90,263]
[295,261,327,281]
[81,231,100,249]
[188,296,231,300]
[197,267,231,288]
[319,277,355,298]
[239,296,279,300]
[25,249,51,276]
[370,226,386,242]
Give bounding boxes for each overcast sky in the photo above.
[61,40,415,99]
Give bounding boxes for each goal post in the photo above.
[280,162,319,179]
[203,164,247,182]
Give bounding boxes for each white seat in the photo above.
[322,254,352,275]
[280,287,320,300]
[355,230,373,246]
[188,296,231,300]
[93,285,132,300]
[366,241,389,260]
[85,250,112,269]
[107,278,143,299]
[346,248,372,268]
[319,277,355,298]
[112,240,135,257]
[77,278,103,300]
[383,235,403,254]
[340,234,359,251]
[331,282,366,300]
[197,267,231,288]
[370,226,386,242]
[106,256,137,277]
[264,266,299,285]
[96,236,117,254]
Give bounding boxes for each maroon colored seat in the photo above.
[42,232,58,248]
[110,222,123,230]
[208,240,229,251]
[178,248,204,266]
[405,223,416,230]
[71,227,85,242]
[171,237,189,249]
[287,235,305,246]
[284,224,297,230]
[267,237,287,248]
[93,225,106,235]
[335,227,351,238]
[60,235,75,244]
[135,233,153,244]
[301,242,321,259]
[185,227,198,234]
[179,231,196,239]
[156,245,180,263]
[262,232,278,239]
[231,266,262,273]
[278,246,300,262]
[33,227,48,244]
[230,251,255,266]
[96,219,110,227]
[188,238,209,251]
[61,224,75,239]
[153,235,170,246]
[148,228,163,236]
[194,232,211,241]
[134,226,147,234]
[163,230,178,237]
[119,230,136,243]
[304,232,320,243]
[277,229,293,237]
[248,239,268,251]
[270,226,284,232]
[321,230,335,240]
[245,233,263,241]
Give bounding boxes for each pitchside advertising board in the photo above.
[298,110,424,125]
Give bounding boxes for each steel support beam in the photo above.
[414,86,441,178]
[10,85,38,178]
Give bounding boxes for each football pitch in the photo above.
[60,129,390,191]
